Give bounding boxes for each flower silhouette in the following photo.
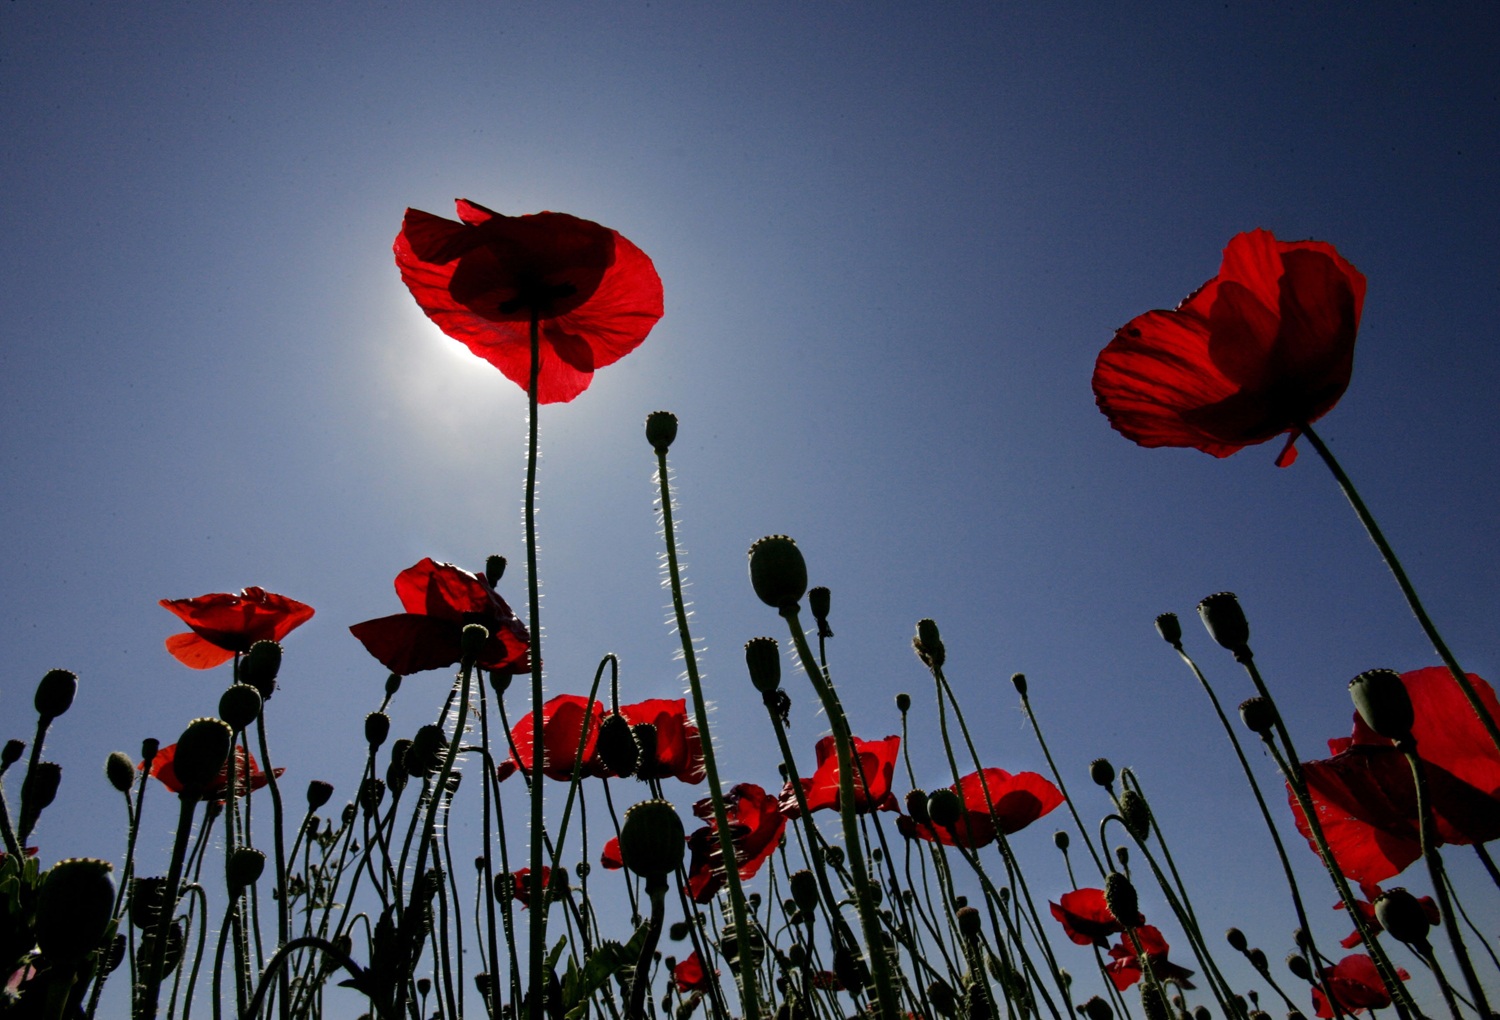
[495,694,603,783]
[685,783,786,902]
[1093,229,1365,467]
[609,698,706,784]
[160,587,314,669]
[395,200,663,404]
[1291,667,1500,885]
[898,768,1063,848]
[1104,925,1195,991]
[143,744,281,801]
[1311,954,1408,1018]
[349,558,530,676]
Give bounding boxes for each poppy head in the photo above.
[160,588,314,670]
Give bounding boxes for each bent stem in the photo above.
[654,442,763,1020]
[1299,422,1500,756]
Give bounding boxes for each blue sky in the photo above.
[3,1,1498,1009]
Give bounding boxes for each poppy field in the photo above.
[1,208,1496,1020]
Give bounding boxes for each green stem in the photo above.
[138,794,197,1020]
[525,309,547,1020]
[1300,422,1500,756]
[654,444,763,1020]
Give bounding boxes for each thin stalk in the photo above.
[524,308,547,1020]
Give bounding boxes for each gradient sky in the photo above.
[4,2,1498,1011]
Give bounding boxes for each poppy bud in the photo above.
[36,858,114,963]
[1079,996,1113,1020]
[1238,697,1278,736]
[475,973,493,999]
[1,739,23,769]
[631,724,659,778]
[385,672,402,698]
[744,637,781,693]
[1246,947,1268,973]
[832,945,869,994]
[19,761,62,835]
[1140,985,1169,1020]
[668,921,691,941]
[485,555,507,587]
[617,799,685,878]
[927,788,963,829]
[489,669,512,697]
[905,789,930,825]
[822,844,845,869]
[913,618,945,669]
[956,904,983,939]
[227,847,266,895]
[240,640,283,700]
[219,684,263,731]
[405,725,446,777]
[172,718,234,796]
[306,780,334,811]
[34,668,78,721]
[790,869,820,917]
[365,712,390,750]
[461,623,489,664]
[895,692,911,713]
[1348,669,1414,743]
[748,535,807,610]
[1154,613,1182,647]
[129,876,169,929]
[1120,790,1152,841]
[966,980,995,1020]
[809,586,833,637]
[1192,1008,1209,1020]
[1248,1011,1270,1020]
[1225,927,1248,952]
[645,410,678,453]
[387,738,411,788]
[1011,673,1028,697]
[141,738,160,764]
[107,751,136,793]
[1374,887,1434,945]
[1289,1012,1309,1020]
[1104,872,1139,926]
[418,977,432,999]
[1089,758,1116,788]
[105,933,126,974]
[597,713,638,777]
[928,980,959,1018]
[1286,952,1313,982]
[360,778,385,814]
[1115,845,1130,868]
[1197,592,1250,654]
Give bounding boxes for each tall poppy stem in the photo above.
[1299,423,1500,756]
[525,309,547,1020]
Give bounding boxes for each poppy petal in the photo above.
[349,614,462,676]
[164,632,238,670]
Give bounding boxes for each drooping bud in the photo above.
[809,586,833,638]
[1054,830,1070,852]
[1079,996,1114,1020]
[1238,697,1278,737]
[895,692,911,713]
[913,618,945,669]
[744,637,781,693]
[1225,927,1248,952]
[1115,845,1130,868]
[485,555,507,587]
[1,740,24,769]
[596,714,639,777]
[107,751,136,793]
[365,712,390,750]
[1011,673,1028,697]
[789,869,819,917]
[617,799,686,879]
[1374,887,1434,945]
[172,718,234,796]
[461,623,489,664]
[1154,614,1182,647]
[1119,790,1152,841]
[227,847,266,895]
[36,858,114,963]
[34,669,78,721]
[19,761,62,836]
[645,410,678,453]
[927,788,962,830]
[1140,985,1169,1020]
[219,684,263,731]
[239,639,283,701]
[306,780,334,811]
[1104,872,1139,926]
[1197,592,1250,655]
[748,536,807,610]
[1349,669,1414,743]
[1089,758,1116,788]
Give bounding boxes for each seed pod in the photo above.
[895,692,911,713]
[927,788,963,830]
[1349,669,1414,743]
[240,640,283,701]
[957,905,983,939]
[485,555,507,587]
[219,684,263,731]
[306,780,334,811]
[617,799,685,878]
[631,724,659,778]
[227,848,266,895]
[789,869,820,918]
[365,712,390,750]
[1238,697,1278,736]
[359,777,386,814]
[744,637,781,693]
[1247,947,1268,973]
[106,751,136,793]
[460,623,489,664]
[34,669,78,721]
[645,410,678,453]
[1053,830,1070,852]
[1154,613,1182,646]
[905,789,930,826]
[748,535,808,610]
[37,858,114,963]
[1011,673,1028,697]
[809,586,833,637]
[1374,887,1434,945]
[596,713,638,777]
[1197,592,1250,654]
[1089,758,1116,788]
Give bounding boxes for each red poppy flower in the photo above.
[611,699,706,784]
[160,587,314,670]
[142,744,282,801]
[781,735,900,816]
[1310,954,1409,1018]
[897,768,1064,849]
[350,558,530,676]
[686,783,787,902]
[509,867,552,909]
[1290,668,1500,885]
[1049,887,1141,947]
[1334,891,1438,949]
[1093,229,1365,467]
[1104,925,1195,991]
[672,950,715,994]
[495,694,603,783]
[395,200,663,404]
